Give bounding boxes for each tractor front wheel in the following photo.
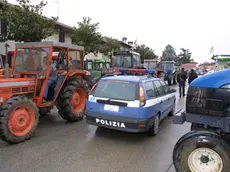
[57,78,89,122]
[0,97,39,144]
[173,130,230,172]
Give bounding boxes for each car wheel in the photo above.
[148,114,160,136]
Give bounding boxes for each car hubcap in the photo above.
[188,147,223,172]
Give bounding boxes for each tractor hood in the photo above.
[186,69,230,117]
[190,69,230,89]
[0,78,36,105]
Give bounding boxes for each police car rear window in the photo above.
[92,80,138,101]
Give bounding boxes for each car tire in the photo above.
[148,114,160,136]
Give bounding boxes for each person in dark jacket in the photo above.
[188,69,198,84]
[177,68,187,98]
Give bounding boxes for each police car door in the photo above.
[160,80,172,112]
[153,80,168,118]
[144,81,159,117]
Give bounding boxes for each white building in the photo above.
[0,20,74,55]
[44,21,73,44]
[119,37,133,51]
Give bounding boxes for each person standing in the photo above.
[177,68,187,98]
[188,69,198,85]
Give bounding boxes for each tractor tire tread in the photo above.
[57,78,89,122]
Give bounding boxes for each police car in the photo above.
[86,75,176,135]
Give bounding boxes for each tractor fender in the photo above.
[66,70,93,88]
[67,70,91,78]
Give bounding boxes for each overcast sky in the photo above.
[9,0,230,63]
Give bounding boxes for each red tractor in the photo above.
[0,41,90,144]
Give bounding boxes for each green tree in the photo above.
[161,44,177,61]
[135,44,158,63]
[177,48,193,64]
[72,17,102,54]
[98,36,120,55]
[0,0,58,42]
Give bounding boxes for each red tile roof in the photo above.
[180,63,197,69]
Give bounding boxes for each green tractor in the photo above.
[84,58,114,84]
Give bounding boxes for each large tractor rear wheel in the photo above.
[173,130,230,172]
[85,75,95,89]
[0,97,39,144]
[57,78,89,122]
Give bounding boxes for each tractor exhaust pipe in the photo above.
[4,43,10,78]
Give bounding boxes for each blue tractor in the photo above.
[158,61,177,85]
[172,69,230,172]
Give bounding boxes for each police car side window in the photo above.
[160,81,171,94]
[144,81,156,99]
[153,81,165,96]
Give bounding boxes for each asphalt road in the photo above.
[0,85,190,172]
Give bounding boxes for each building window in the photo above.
[59,30,65,43]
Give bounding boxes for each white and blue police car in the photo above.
[86,75,176,135]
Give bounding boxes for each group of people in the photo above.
[176,68,198,98]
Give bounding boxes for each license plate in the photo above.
[104,104,119,112]
[95,118,125,128]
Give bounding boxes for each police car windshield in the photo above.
[92,80,138,101]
